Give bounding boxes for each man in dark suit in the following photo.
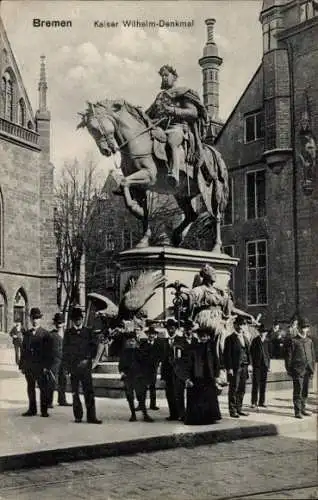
[223,316,251,418]
[161,318,179,421]
[47,313,71,408]
[173,319,198,421]
[138,323,162,411]
[19,307,52,417]
[119,332,154,422]
[284,317,316,418]
[250,322,271,408]
[62,306,102,424]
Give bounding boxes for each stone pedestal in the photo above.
[119,246,239,319]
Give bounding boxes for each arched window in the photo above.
[27,120,34,130]
[18,98,26,126]
[0,287,7,332]
[13,288,28,328]
[0,189,3,268]
[2,71,14,121]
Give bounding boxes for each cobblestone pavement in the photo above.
[0,436,316,500]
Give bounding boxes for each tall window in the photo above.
[246,240,268,305]
[18,98,25,127]
[300,0,318,22]
[2,72,13,121]
[222,177,233,226]
[244,111,264,143]
[246,170,266,219]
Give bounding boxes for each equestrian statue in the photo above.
[77,64,229,251]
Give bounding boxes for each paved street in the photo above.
[0,436,317,500]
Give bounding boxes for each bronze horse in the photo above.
[77,99,229,250]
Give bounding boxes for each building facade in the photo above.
[216,0,318,333]
[0,15,56,330]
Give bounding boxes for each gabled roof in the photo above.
[0,16,36,124]
[215,63,263,144]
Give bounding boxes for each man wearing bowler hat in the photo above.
[47,312,71,408]
[250,322,271,408]
[173,319,199,421]
[19,307,52,417]
[223,315,252,418]
[284,317,316,418]
[138,321,162,411]
[62,306,102,424]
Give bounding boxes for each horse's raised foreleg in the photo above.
[172,195,197,247]
[121,157,157,189]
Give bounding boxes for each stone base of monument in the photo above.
[119,246,239,319]
[85,360,293,398]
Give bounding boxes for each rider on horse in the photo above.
[146,65,208,188]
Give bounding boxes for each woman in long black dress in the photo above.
[176,328,222,425]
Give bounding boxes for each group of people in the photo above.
[9,303,316,425]
[15,306,102,423]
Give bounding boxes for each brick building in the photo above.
[0,14,56,330]
[216,0,318,332]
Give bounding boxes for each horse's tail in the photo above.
[197,144,229,217]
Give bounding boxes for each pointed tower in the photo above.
[199,18,223,142]
[35,55,50,156]
[35,56,56,320]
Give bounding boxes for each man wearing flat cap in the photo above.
[284,317,316,418]
[223,315,252,418]
[47,313,71,408]
[19,307,52,417]
[62,306,102,424]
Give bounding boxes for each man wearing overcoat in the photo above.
[62,307,102,424]
[223,316,251,418]
[19,307,52,417]
[284,317,316,418]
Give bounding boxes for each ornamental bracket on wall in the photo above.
[298,90,316,196]
[263,148,293,175]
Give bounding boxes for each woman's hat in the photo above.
[30,307,43,319]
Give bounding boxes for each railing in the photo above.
[0,117,39,146]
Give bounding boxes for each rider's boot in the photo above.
[167,147,180,188]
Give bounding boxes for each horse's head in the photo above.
[77,99,125,157]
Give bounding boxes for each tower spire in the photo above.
[199,19,223,141]
[38,54,48,111]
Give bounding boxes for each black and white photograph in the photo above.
[0,0,317,498]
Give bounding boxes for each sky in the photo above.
[1,0,263,179]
